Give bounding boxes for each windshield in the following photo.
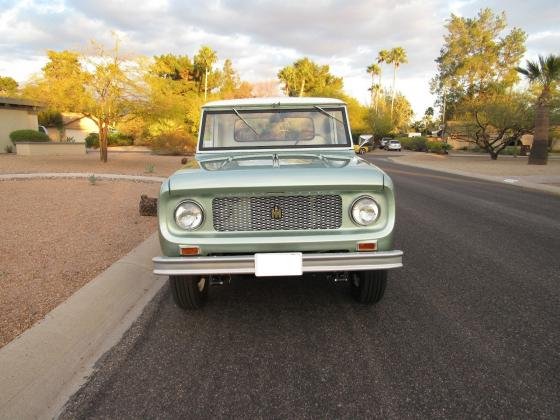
[199,107,351,151]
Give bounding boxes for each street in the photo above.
[61,158,560,419]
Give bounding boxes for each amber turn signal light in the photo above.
[180,246,201,256]
[357,242,377,252]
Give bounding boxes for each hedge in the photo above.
[426,141,453,153]
[399,136,428,151]
[85,132,134,149]
[9,129,50,143]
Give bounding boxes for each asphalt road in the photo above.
[61,158,560,419]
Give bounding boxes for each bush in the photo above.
[399,136,428,151]
[9,129,50,143]
[502,146,521,156]
[108,132,134,147]
[427,141,453,154]
[151,131,196,155]
[85,133,99,149]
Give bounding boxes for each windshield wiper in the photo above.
[231,108,259,137]
[314,106,344,125]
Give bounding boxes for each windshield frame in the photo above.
[197,106,353,153]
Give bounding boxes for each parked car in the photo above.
[380,137,392,148]
[353,136,373,154]
[153,97,403,310]
[386,139,402,151]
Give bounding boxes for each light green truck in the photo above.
[153,97,403,309]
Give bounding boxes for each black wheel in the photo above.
[350,270,387,304]
[169,275,208,310]
[359,148,366,155]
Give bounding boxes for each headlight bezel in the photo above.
[350,195,381,226]
[174,200,204,231]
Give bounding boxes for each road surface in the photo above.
[61,158,560,419]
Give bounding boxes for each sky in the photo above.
[0,0,558,118]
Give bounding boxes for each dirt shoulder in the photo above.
[0,178,160,348]
[0,152,186,177]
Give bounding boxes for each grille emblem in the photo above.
[271,205,283,220]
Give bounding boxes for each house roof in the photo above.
[203,97,346,108]
[0,96,43,109]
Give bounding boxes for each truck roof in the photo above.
[202,97,346,108]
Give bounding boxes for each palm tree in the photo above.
[194,46,217,101]
[366,63,381,110]
[386,47,408,117]
[516,54,560,165]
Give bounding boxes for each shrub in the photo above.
[108,132,134,147]
[151,131,196,155]
[9,129,50,143]
[399,136,428,151]
[85,133,99,149]
[502,146,521,156]
[427,141,453,153]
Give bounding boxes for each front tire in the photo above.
[350,270,387,304]
[170,275,208,310]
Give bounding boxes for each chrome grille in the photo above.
[213,195,342,232]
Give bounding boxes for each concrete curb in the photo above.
[0,173,166,183]
[0,233,166,420]
[386,158,560,196]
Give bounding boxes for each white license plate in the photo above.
[254,253,303,277]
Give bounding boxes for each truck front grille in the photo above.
[212,195,342,232]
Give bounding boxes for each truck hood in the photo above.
[167,152,388,194]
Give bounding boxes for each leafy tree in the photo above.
[24,50,89,112]
[152,54,193,81]
[516,54,560,165]
[25,39,142,162]
[218,59,253,99]
[38,110,63,129]
[431,9,526,119]
[365,93,413,138]
[449,91,534,159]
[193,46,218,100]
[278,58,343,97]
[0,76,18,96]
[219,59,238,98]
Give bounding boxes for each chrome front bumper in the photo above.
[153,250,403,276]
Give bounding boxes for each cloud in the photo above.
[0,0,558,117]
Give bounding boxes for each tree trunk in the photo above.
[390,65,396,118]
[299,78,305,97]
[204,68,208,101]
[490,151,498,160]
[99,124,108,163]
[528,94,549,165]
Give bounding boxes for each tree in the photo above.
[0,76,18,96]
[366,63,381,110]
[386,47,408,116]
[449,92,534,159]
[25,38,142,162]
[193,46,217,101]
[277,58,343,97]
[516,54,560,165]
[431,9,526,119]
[365,93,413,138]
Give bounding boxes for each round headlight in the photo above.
[174,201,203,230]
[351,196,380,226]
